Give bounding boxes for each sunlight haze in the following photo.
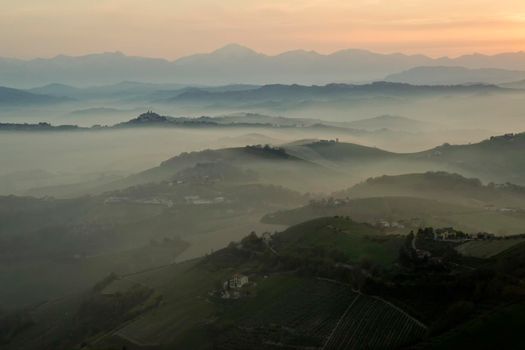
[1,0,524,58]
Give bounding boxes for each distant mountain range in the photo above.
[159,82,507,108]
[0,81,509,108]
[3,44,525,87]
[385,66,525,85]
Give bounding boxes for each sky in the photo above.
[1,0,524,59]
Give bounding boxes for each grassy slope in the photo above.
[96,145,341,194]
[288,135,525,186]
[411,133,525,184]
[420,303,525,350]
[274,217,403,266]
[110,260,224,349]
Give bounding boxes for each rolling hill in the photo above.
[338,172,525,209]
[264,171,525,235]
[160,82,506,107]
[411,133,525,184]
[0,173,303,309]
[65,130,525,197]
[345,115,439,132]
[27,83,83,98]
[263,196,525,235]
[283,133,525,186]
[1,217,422,350]
[501,79,525,89]
[5,215,525,349]
[91,143,347,194]
[0,86,70,106]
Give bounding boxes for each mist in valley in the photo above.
[2,6,525,347]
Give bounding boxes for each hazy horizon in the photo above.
[2,0,524,60]
[3,43,525,62]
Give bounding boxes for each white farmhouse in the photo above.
[228,274,249,289]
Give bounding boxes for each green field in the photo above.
[103,260,228,348]
[274,217,405,266]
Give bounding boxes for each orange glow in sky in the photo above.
[1,0,524,58]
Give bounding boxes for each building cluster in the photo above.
[417,227,497,242]
[184,195,226,205]
[308,197,350,208]
[316,138,340,144]
[376,219,406,229]
[490,133,515,141]
[104,196,174,208]
[212,274,251,300]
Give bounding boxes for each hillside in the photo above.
[162,82,506,106]
[64,131,525,197]
[0,218,417,349]
[501,79,525,89]
[94,143,347,194]
[263,195,525,235]
[412,133,525,184]
[283,134,525,186]
[339,172,525,209]
[5,129,521,196]
[0,174,304,309]
[294,139,395,161]
[5,216,525,349]
[345,115,439,132]
[27,83,83,97]
[0,86,69,106]
[0,122,82,132]
[272,217,403,266]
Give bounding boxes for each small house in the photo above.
[228,274,249,289]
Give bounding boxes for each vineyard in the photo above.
[215,277,427,350]
[216,278,358,349]
[323,294,427,350]
[455,238,525,258]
